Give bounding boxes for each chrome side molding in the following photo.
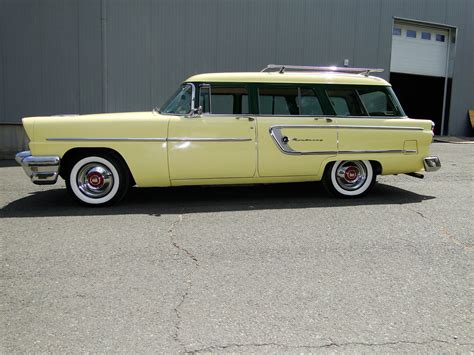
[47,137,167,142]
[47,137,251,143]
[167,137,252,142]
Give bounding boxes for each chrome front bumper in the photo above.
[423,156,441,172]
[15,151,60,185]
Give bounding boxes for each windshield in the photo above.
[159,84,193,114]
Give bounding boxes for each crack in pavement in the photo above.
[405,206,473,250]
[168,214,199,352]
[440,227,474,250]
[188,338,471,353]
[188,340,330,353]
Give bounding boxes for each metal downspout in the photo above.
[440,28,451,136]
[101,0,108,112]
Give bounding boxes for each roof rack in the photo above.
[261,64,384,77]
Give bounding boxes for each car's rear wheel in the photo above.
[322,160,375,197]
[65,153,129,206]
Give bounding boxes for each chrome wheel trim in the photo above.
[330,160,373,196]
[76,163,114,198]
[69,156,121,205]
[335,161,367,191]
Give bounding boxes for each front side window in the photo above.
[160,84,193,114]
[199,85,210,113]
[200,85,249,114]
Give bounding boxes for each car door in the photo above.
[167,84,256,180]
[256,86,338,177]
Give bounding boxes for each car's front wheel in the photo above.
[65,153,130,206]
[322,160,375,197]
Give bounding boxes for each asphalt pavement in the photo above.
[1,142,472,353]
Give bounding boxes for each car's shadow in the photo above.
[0,182,435,218]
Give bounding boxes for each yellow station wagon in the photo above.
[16,65,441,206]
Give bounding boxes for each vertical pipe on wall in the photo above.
[440,28,451,136]
[101,0,108,112]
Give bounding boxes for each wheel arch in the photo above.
[59,147,136,186]
[369,160,383,175]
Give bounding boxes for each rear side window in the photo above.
[259,87,299,115]
[300,88,324,115]
[258,87,324,116]
[326,89,366,116]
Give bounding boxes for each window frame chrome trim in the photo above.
[199,83,211,114]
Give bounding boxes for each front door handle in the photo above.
[248,117,255,121]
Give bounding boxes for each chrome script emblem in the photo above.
[292,138,323,142]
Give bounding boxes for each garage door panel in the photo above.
[391,23,448,77]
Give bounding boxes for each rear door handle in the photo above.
[248,117,255,121]
[314,117,333,123]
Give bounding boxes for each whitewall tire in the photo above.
[323,160,376,197]
[66,153,129,206]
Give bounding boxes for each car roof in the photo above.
[185,72,390,86]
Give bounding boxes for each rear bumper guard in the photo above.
[423,156,441,172]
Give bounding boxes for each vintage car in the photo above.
[16,64,441,206]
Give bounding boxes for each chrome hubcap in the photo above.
[336,161,367,191]
[77,163,114,198]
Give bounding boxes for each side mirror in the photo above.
[187,106,203,118]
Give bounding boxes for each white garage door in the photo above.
[390,23,449,77]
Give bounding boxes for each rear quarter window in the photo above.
[324,86,403,117]
[357,88,402,116]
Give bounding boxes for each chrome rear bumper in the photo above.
[423,156,441,172]
[15,150,60,185]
